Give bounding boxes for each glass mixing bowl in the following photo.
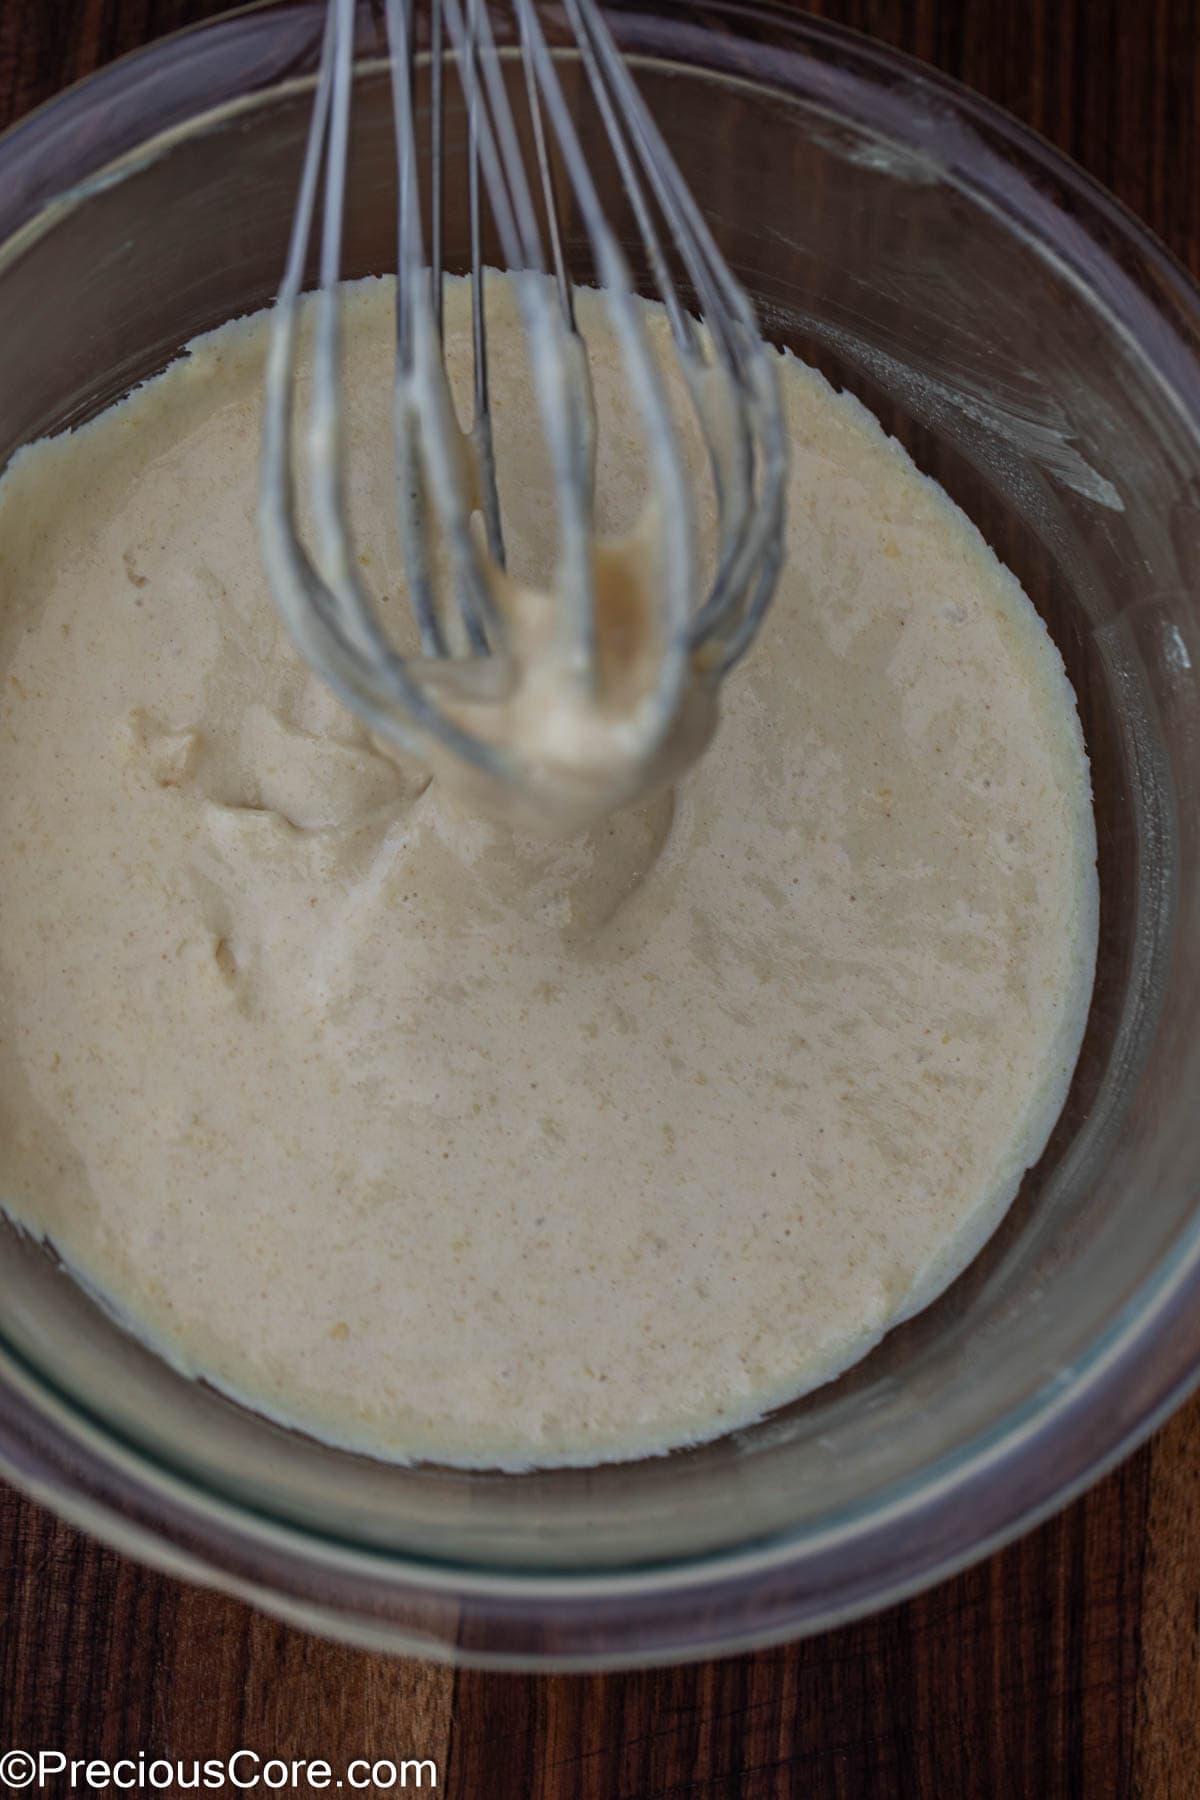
[0,0,1198,1669]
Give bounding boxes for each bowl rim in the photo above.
[0,0,1199,1668]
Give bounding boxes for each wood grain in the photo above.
[0,2,1198,1796]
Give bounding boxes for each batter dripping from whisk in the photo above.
[0,276,1096,1466]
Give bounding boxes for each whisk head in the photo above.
[259,0,787,829]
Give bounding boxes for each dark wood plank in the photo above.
[0,2,1197,1797]
[0,1488,456,1772]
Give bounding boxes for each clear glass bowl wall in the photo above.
[0,0,1197,1667]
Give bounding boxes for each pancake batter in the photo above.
[0,278,1097,1466]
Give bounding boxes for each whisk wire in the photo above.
[445,0,604,678]
[464,0,507,584]
[387,0,448,655]
[571,5,786,663]
[521,40,575,332]
[510,0,695,704]
[260,0,508,774]
[429,0,445,342]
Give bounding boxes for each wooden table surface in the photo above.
[0,1,1198,1795]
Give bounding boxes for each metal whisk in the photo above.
[259,0,786,820]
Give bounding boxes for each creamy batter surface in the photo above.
[0,278,1097,1466]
